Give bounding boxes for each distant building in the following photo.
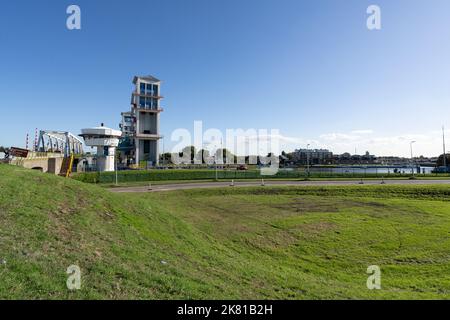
[334,151,376,165]
[293,149,333,165]
[120,111,135,136]
[119,75,163,166]
[375,156,407,165]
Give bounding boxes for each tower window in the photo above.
[144,141,150,154]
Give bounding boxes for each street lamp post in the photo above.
[306,143,311,178]
[410,141,416,177]
[115,152,118,186]
[161,135,165,166]
[443,126,447,168]
[216,138,223,181]
[203,139,223,182]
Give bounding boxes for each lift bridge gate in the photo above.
[19,130,85,177]
[36,130,83,156]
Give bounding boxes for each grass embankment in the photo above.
[1,164,450,299]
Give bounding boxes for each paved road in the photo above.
[109,179,450,193]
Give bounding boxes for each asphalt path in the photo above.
[109,179,450,193]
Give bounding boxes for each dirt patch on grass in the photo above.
[271,197,391,214]
[296,221,335,233]
[271,198,340,214]
[245,221,337,250]
[47,210,74,242]
[245,228,299,250]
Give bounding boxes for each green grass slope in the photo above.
[0,164,449,299]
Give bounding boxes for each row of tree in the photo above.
[159,146,282,165]
[437,154,450,167]
[159,146,450,168]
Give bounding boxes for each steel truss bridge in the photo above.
[36,130,84,157]
[4,131,84,177]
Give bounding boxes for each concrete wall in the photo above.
[138,112,158,134]
[11,157,64,174]
[136,140,158,165]
[47,158,64,174]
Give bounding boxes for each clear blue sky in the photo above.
[1,0,449,156]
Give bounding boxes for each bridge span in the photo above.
[4,130,84,176]
[9,152,65,174]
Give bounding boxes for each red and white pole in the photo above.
[34,128,38,151]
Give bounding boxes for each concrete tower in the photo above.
[120,75,163,166]
[80,126,122,172]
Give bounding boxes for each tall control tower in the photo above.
[119,75,163,166]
